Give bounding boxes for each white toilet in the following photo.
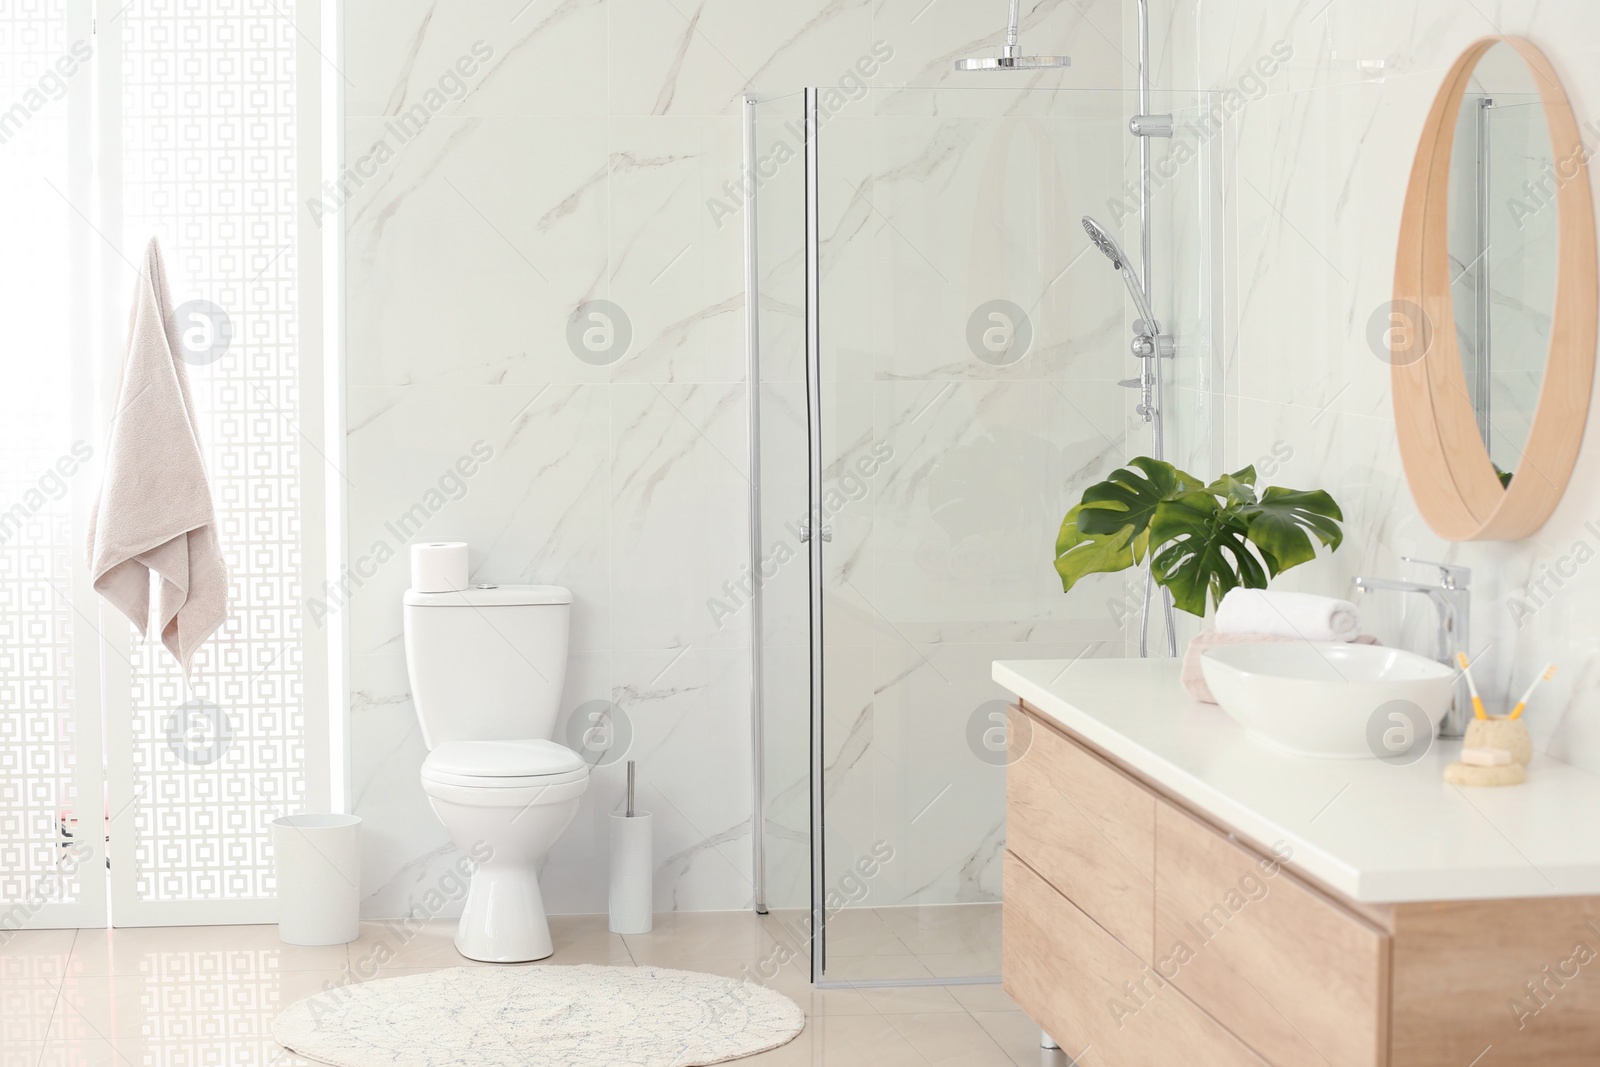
[403,583,588,963]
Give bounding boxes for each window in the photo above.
[0,0,330,930]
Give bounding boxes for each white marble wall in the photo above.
[1174,1,1600,774]
[341,0,1135,918]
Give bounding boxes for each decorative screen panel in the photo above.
[117,0,306,904]
[0,0,87,919]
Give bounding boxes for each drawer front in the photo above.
[1154,802,1388,1067]
[1391,897,1600,1067]
[1009,706,1155,957]
[1004,851,1268,1067]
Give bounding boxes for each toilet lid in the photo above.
[422,739,588,779]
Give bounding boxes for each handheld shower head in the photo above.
[1081,215,1130,271]
[1082,215,1157,331]
[955,0,1070,71]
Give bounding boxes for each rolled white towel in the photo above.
[1213,588,1362,642]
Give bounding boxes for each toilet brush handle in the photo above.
[626,760,635,818]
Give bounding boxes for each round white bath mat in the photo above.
[273,964,805,1067]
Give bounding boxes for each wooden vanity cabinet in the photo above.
[1003,702,1600,1067]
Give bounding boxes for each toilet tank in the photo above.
[402,585,572,749]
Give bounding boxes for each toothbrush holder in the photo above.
[1463,717,1533,766]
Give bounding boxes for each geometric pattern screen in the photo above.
[0,0,84,917]
[118,0,306,903]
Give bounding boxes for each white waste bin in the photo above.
[271,814,361,945]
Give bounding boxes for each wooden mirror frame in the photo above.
[1393,36,1597,540]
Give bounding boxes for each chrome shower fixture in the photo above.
[1083,214,1174,432]
[1081,215,1161,338]
[955,0,1070,71]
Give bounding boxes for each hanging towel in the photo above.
[1213,588,1362,643]
[87,238,228,675]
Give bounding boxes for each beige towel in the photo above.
[1214,588,1362,642]
[87,238,228,675]
[1182,631,1381,703]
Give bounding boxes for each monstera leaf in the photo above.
[1148,490,1271,616]
[1074,457,1200,559]
[1053,457,1345,618]
[1238,487,1344,576]
[1053,504,1138,594]
[1203,466,1260,506]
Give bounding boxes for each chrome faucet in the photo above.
[1350,557,1473,738]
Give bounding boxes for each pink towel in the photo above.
[87,238,228,675]
[1182,631,1380,703]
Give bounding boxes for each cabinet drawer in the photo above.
[1008,707,1154,957]
[1390,897,1600,1066]
[1004,851,1268,1067]
[1154,802,1388,1067]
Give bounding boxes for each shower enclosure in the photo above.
[745,84,1224,985]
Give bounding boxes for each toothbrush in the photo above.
[1455,651,1487,720]
[1510,663,1558,720]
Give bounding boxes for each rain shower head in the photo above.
[1082,215,1157,329]
[955,0,1070,71]
[954,53,1071,72]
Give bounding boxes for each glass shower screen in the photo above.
[747,84,1221,986]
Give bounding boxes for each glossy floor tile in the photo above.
[765,902,1003,983]
[0,912,1069,1066]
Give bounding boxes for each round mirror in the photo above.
[1393,36,1597,540]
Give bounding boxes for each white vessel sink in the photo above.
[1199,642,1455,759]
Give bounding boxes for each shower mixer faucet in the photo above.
[1129,327,1175,361]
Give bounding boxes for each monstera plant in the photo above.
[1054,458,1344,616]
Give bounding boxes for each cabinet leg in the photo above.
[1040,1030,1060,1050]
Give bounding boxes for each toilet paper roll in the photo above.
[609,811,653,935]
[410,542,469,593]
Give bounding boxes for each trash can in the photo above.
[271,814,361,945]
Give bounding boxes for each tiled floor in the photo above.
[783,904,1004,982]
[0,909,1074,1066]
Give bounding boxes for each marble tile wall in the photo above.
[340,0,1143,917]
[1173,1,1600,774]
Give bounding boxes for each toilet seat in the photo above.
[420,774,588,809]
[421,766,589,789]
[421,739,589,790]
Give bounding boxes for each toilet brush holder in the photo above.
[609,760,653,934]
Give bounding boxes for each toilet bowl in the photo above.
[402,584,583,964]
[420,739,588,962]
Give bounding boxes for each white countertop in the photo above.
[994,657,1600,904]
